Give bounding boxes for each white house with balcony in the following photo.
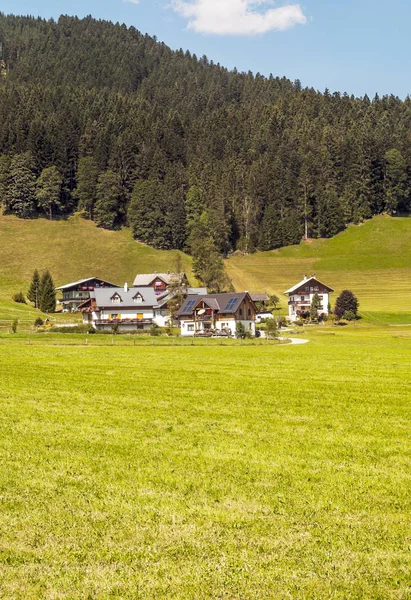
[284,275,334,321]
[80,284,158,331]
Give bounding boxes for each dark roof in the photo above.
[177,293,251,317]
[284,276,334,295]
[56,277,118,291]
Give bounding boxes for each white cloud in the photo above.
[124,0,140,4]
[170,0,307,36]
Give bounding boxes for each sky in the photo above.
[1,0,411,98]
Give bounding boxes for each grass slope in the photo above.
[0,213,192,326]
[226,215,411,319]
[0,327,410,598]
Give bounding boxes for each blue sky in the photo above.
[2,0,410,98]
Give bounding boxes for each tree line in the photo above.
[0,13,411,261]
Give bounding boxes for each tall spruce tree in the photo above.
[5,152,37,218]
[35,166,63,220]
[74,157,99,219]
[27,269,40,309]
[39,270,56,313]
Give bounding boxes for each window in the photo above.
[301,296,305,301]
[239,308,243,317]
[248,308,251,316]
[137,314,143,320]
[133,293,144,304]
[187,324,194,331]
[111,293,122,304]
[225,298,239,310]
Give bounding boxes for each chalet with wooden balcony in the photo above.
[80,283,158,331]
[56,277,118,313]
[284,275,334,321]
[177,292,257,337]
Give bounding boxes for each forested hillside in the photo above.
[1,13,411,259]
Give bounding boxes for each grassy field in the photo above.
[0,212,192,326]
[226,215,411,319]
[1,212,411,327]
[0,326,410,599]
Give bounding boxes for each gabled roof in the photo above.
[133,272,187,287]
[93,286,158,308]
[56,277,118,291]
[284,276,334,295]
[177,293,251,317]
[250,293,270,303]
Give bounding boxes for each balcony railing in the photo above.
[95,319,153,325]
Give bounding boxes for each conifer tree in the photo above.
[5,152,37,218]
[27,269,40,309]
[39,270,56,313]
[35,166,63,220]
[334,290,359,320]
[310,293,322,320]
[74,157,99,219]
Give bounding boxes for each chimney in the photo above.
[303,274,307,281]
[124,282,129,293]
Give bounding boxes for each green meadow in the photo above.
[226,214,411,321]
[0,327,410,599]
[0,212,192,327]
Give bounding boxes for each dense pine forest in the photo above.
[1,13,411,259]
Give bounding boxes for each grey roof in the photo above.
[250,293,269,302]
[177,293,250,317]
[56,277,118,291]
[133,272,187,286]
[93,286,158,308]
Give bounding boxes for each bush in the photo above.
[34,317,44,327]
[343,310,356,322]
[11,319,18,333]
[12,291,26,304]
[150,324,161,336]
[265,318,279,339]
[48,325,95,334]
[235,322,246,339]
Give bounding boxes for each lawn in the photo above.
[226,214,411,316]
[0,212,193,327]
[0,327,410,598]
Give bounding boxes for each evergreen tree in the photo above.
[39,270,56,313]
[74,157,99,218]
[4,152,37,218]
[27,269,40,308]
[0,154,11,206]
[384,149,408,215]
[334,290,359,320]
[35,166,63,219]
[310,293,322,320]
[94,170,123,229]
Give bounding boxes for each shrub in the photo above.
[12,291,26,304]
[235,322,246,339]
[11,319,18,333]
[34,317,44,327]
[150,324,161,337]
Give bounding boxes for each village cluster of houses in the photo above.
[56,273,334,336]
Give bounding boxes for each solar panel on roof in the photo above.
[225,298,239,310]
[185,300,196,311]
